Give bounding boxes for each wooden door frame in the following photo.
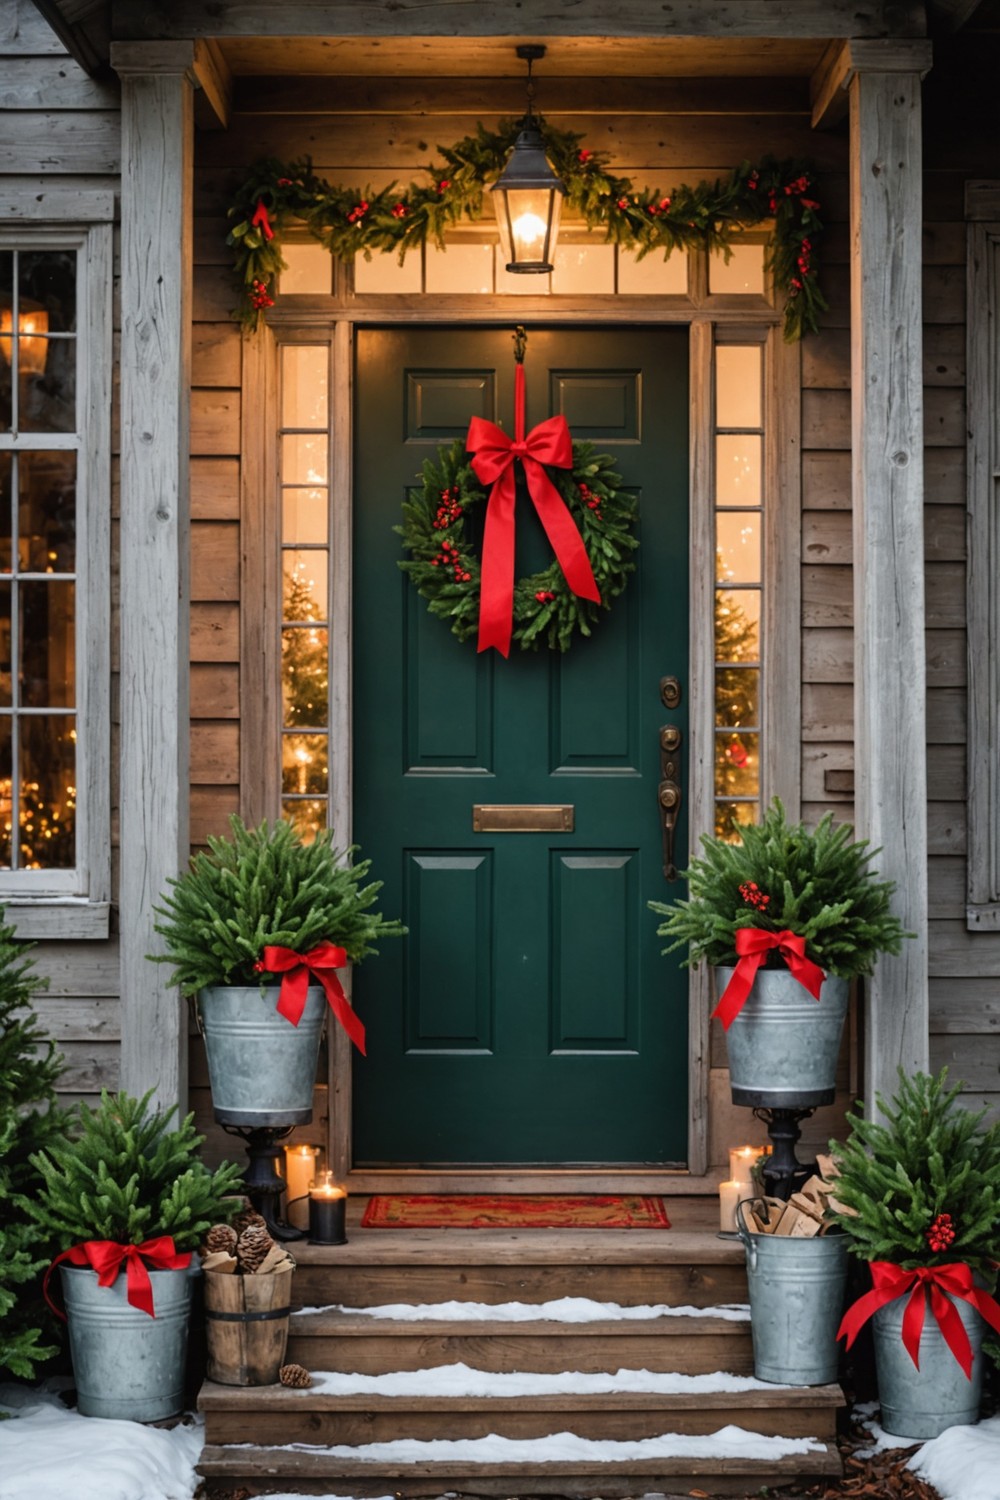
[244,284,801,1191]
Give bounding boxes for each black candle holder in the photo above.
[222,1123,307,1242]
[751,1105,818,1201]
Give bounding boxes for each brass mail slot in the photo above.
[473,804,575,833]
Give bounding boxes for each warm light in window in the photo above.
[0,303,50,376]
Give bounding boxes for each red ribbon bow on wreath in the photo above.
[44,1236,191,1321]
[838,1261,1000,1378]
[712,927,825,1031]
[466,357,600,657]
[259,941,365,1055]
[252,198,274,241]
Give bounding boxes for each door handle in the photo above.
[659,722,683,881]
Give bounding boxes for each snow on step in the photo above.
[303,1363,787,1398]
[221,1425,828,1464]
[296,1295,751,1322]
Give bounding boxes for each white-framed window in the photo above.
[0,195,112,933]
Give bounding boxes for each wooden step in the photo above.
[197,1441,843,1497]
[289,1220,748,1310]
[285,1308,754,1375]
[199,1376,845,1446]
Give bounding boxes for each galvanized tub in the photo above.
[61,1264,194,1421]
[716,966,849,1107]
[874,1290,984,1438]
[198,984,326,1127]
[737,1202,848,1385]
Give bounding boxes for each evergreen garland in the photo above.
[829,1069,1000,1275]
[226,130,825,341]
[649,798,909,978]
[397,437,637,652]
[0,917,68,1378]
[153,816,405,996]
[27,1091,244,1253]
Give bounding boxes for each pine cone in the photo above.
[279,1363,312,1389]
[237,1222,274,1273]
[204,1223,238,1256]
[231,1206,267,1238]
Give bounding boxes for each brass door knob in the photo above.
[659,781,680,810]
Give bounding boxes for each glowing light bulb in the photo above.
[512,211,548,248]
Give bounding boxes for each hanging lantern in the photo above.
[0,297,49,376]
[491,45,567,274]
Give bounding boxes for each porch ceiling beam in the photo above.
[810,37,933,129]
[111,39,232,127]
[110,0,928,42]
[849,53,930,1105]
[112,42,195,1113]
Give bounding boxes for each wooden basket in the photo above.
[203,1267,293,1386]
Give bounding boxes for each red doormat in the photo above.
[360,1194,671,1229]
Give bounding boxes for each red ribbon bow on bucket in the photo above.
[44,1236,191,1321]
[259,941,366,1055]
[838,1261,1000,1377]
[712,927,825,1031]
[466,357,600,657]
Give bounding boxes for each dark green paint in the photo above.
[352,325,689,1166]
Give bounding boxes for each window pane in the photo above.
[0,455,10,572]
[281,346,328,429]
[425,243,493,295]
[716,512,760,584]
[716,666,759,728]
[715,731,760,798]
[282,488,328,545]
[19,338,75,433]
[355,250,423,294]
[282,797,326,843]
[716,435,762,506]
[617,249,687,295]
[279,243,332,295]
[0,583,10,706]
[282,626,328,728]
[552,242,615,295]
[20,451,76,572]
[21,580,75,707]
[21,714,75,869]
[282,433,328,486]
[282,733,329,795]
[716,589,760,663]
[716,346,762,428]
[715,799,758,842]
[283,552,328,621]
[19,251,76,333]
[709,243,765,295]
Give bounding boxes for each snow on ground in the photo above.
[911,1418,1000,1500]
[297,1295,751,1321]
[0,1385,202,1500]
[264,1427,827,1463]
[307,1360,791,1397]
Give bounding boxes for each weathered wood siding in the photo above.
[1,0,122,1107]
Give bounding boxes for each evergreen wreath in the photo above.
[226,124,825,341]
[397,436,637,652]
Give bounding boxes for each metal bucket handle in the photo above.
[736,1196,765,1269]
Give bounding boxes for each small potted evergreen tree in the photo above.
[649,800,908,1106]
[154,817,404,1126]
[831,1069,1000,1439]
[29,1090,243,1421]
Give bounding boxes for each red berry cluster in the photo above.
[578,481,602,521]
[578,149,593,164]
[249,278,274,310]
[347,200,369,225]
[739,881,771,911]
[432,485,463,531]
[430,538,471,582]
[437,179,451,194]
[391,203,409,219]
[646,196,672,217]
[747,171,759,192]
[617,196,631,212]
[926,1212,956,1253]
[535,590,555,604]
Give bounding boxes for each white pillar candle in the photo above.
[719,1179,744,1233]
[729,1145,759,1187]
[283,1143,320,1230]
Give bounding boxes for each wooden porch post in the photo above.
[111,43,196,1111]
[846,43,932,1105]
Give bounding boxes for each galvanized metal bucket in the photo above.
[198,984,326,1127]
[716,966,849,1107]
[736,1202,848,1385]
[874,1291,984,1438]
[61,1264,195,1421]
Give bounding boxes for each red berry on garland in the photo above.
[926,1212,956,1253]
[277,177,292,187]
[659,197,671,211]
[438,179,451,193]
[578,148,593,163]
[391,203,409,218]
[800,198,820,211]
[617,197,630,211]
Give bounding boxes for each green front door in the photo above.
[352,325,689,1166]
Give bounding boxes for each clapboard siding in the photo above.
[2,4,123,1103]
